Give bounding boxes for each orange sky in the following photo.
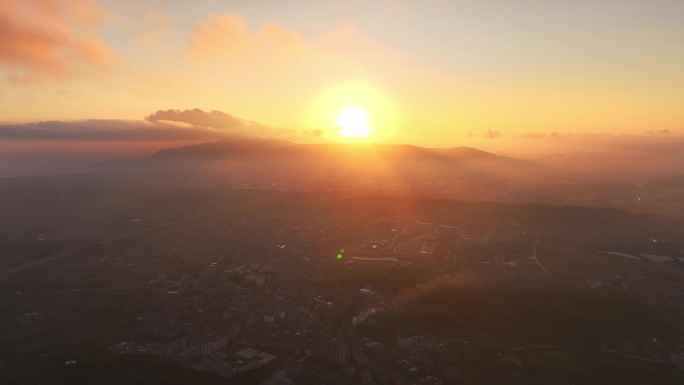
[1,0,683,148]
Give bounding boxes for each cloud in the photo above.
[0,0,114,84]
[516,132,549,138]
[502,131,684,155]
[465,129,503,139]
[187,13,344,63]
[131,7,174,49]
[0,8,413,123]
[0,109,324,142]
[187,13,253,62]
[185,13,399,83]
[0,120,222,141]
[54,89,87,99]
[145,108,323,140]
[146,109,266,132]
[484,128,501,139]
[647,128,672,135]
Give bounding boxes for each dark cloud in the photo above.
[0,109,325,142]
[0,120,225,141]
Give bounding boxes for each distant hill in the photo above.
[150,137,296,160]
[106,137,545,184]
[97,138,684,216]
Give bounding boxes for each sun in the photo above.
[337,107,372,138]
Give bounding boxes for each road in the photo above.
[505,344,672,364]
[530,227,554,277]
[2,215,203,276]
[5,251,72,275]
[100,215,204,244]
[46,287,148,293]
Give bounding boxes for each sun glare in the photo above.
[337,107,372,138]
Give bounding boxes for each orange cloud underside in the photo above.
[0,0,113,84]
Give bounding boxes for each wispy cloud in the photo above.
[0,0,114,84]
[484,128,501,139]
[465,129,501,139]
[647,128,672,136]
[185,12,400,82]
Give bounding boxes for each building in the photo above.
[395,335,437,350]
[345,257,399,270]
[246,275,267,287]
[156,272,168,283]
[203,347,276,379]
[229,323,242,338]
[436,224,461,237]
[418,376,444,385]
[392,241,436,260]
[203,354,237,379]
[358,369,374,384]
[342,364,356,377]
[177,346,199,367]
[414,222,434,232]
[352,348,369,368]
[200,340,214,357]
[397,359,418,376]
[213,335,229,352]
[319,334,349,366]
[160,334,187,360]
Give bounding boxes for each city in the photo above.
[2,179,684,384]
